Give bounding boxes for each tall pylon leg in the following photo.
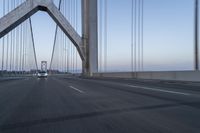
[82,0,98,76]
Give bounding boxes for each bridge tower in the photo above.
[0,0,98,76]
[41,61,47,72]
[82,0,98,76]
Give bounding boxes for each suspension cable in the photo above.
[22,18,26,74]
[60,3,63,72]
[104,0,108,72]
[19,0,23,73]
[72,0,75,73]
[67,0,70,73]
[15,0,18,72]
[138,0,141,71]
[99,0,103,72]
[13,0,16,74]
[10,0,13,72]
[50,0,62,71]
[12,0,14,72]
[131,0,134,73]
[75,0,78,73]
[64,0,66,73]
[141,0,144,71]
[6,0,10,72]
[18,22,22,73]
[24,20,27,72]
[1,0,5,71]
[29,18,38,71]
[134,0,137,73]
[70,0,73,73]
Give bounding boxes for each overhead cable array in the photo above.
[0,0,38,76]
[131,0,144,73]
[98,0,108,72]
[50,0,81,74]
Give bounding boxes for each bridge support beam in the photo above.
[0,0,98,76]
[82,0,98,76]
[0,0,85,65]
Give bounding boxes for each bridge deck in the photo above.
[0,76,199,133]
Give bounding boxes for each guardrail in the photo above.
[93,71,200,82]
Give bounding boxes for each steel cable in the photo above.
[104,0,108,72]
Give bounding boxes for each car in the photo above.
[37,71,48,78]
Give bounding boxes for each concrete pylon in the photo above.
[82,0,98,76]
[0,0,98,76]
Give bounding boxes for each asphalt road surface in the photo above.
[0,76,200,133]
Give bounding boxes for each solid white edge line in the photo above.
[127,85,191,96]
[69,86,84,93]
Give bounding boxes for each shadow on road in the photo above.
[0,101,197,131]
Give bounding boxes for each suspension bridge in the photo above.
[0,0,200,133]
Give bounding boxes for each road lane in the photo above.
[61,76,200,98]
[69,86,85,93]
[0,76,199,133]
[126,84,192,96]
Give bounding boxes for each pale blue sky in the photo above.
[106,0,195,71]
[0,0,198,72]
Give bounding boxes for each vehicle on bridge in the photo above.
[37,71,48,78]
